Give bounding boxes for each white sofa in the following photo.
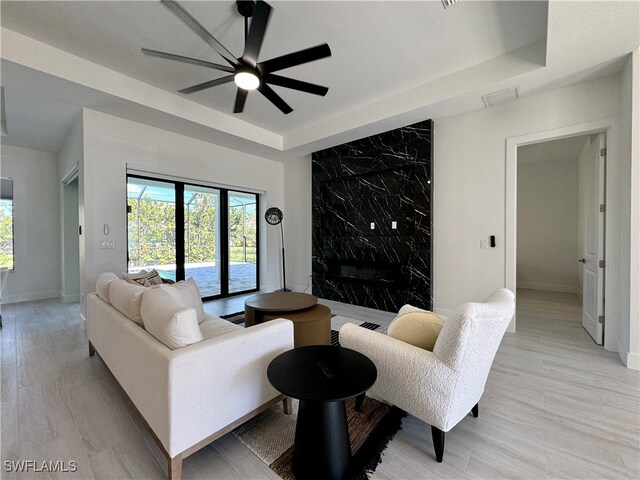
[87,276,294,480]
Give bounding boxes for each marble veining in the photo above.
[312,120,432,312]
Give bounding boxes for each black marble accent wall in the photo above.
[312,119,432,312]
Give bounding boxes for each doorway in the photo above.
[516,133,606,345]
[62,175,80,303]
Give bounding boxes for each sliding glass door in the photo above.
[127,175,259,299]
[127,178,177,279]
[184,185,221,297]
[229,191,258,293]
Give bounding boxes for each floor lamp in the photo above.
[265,207,290,292]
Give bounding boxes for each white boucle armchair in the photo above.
[339,288,515,463]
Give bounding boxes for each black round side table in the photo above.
[267,345,377,480]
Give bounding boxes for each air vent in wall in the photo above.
[482,86,520,108]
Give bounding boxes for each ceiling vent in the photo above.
[482,86,520,108]
[441,0,458,9]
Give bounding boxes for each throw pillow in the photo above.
[140,286,203,349]
[108,279,146,326]
[151,278,206,323]
[96,272,119,304]
[387,305,445,351]
[124,269,164,287]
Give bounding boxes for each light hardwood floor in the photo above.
[1,289,638,479]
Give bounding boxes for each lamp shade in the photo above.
[265,207,283,225]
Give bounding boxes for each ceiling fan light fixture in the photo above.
[234,70,260,90]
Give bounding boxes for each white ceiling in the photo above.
[0,1,638,160]
[0,1,547,133]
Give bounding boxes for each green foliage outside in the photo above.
[128,195,257,269]
[0,200,14,270]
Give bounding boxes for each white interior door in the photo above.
[581,133,605,345]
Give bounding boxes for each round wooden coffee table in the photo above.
[245,292,317,325]
[245,292,330,347]
[267,346,377,480]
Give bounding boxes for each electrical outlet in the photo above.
[480,240,488,249]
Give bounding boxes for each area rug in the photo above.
[232,396,406,480]
[220,312,386,346]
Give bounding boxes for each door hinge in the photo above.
[127,205,132,214]
[600,204,606,213]
[600,147,607,156]
[598,315,604,324]
[599,259,605,268]
[78,225,82,235]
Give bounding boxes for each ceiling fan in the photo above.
[142,0,332,115]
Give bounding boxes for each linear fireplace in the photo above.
[312,119,433,312]
[327,260,403,287]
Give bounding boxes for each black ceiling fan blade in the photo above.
[263,74,328,96]
[258,43,331,74]
[243,0,272,67]
[179,75,234,94]
[233,88,249,113]
[141,48,235,73]
[161,0,238,67]
[258,83,293,114]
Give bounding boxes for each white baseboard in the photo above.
[618,340,640,370]
[61,293,81,304]
[516,282,578,294]
[3,289,60,304]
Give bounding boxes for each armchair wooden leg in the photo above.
[283,397,292,415]
[431,426,445,463]
[168,454,182,480]
[89,341,95,357]
[471,403,479,418]
[355,393,365,412]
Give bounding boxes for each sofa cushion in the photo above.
[153,278,206,324]
[199,315,242,340]
[387,305,445,351]
[109,280,146,326]
[140,287,204,349]
[96,272,119,305]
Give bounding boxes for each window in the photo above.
[0,178,14,270]
[127,175,259,299]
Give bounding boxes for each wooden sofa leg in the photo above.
[471,402,479,418]
[283,397,292,415]
[431,426,445,463]
[168,454,182,480]
[89,341,95,357]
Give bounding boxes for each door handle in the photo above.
[578,258,586,263]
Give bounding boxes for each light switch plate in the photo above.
[370,222,375,230]
[391,221,397,229]
[100,240,116,249]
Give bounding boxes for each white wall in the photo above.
[79,109,286,314]
[283,155,313,292]
[0,145,60,303]
[434,75,621,315]
[619,48,640,369]
[517,156,579,293]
